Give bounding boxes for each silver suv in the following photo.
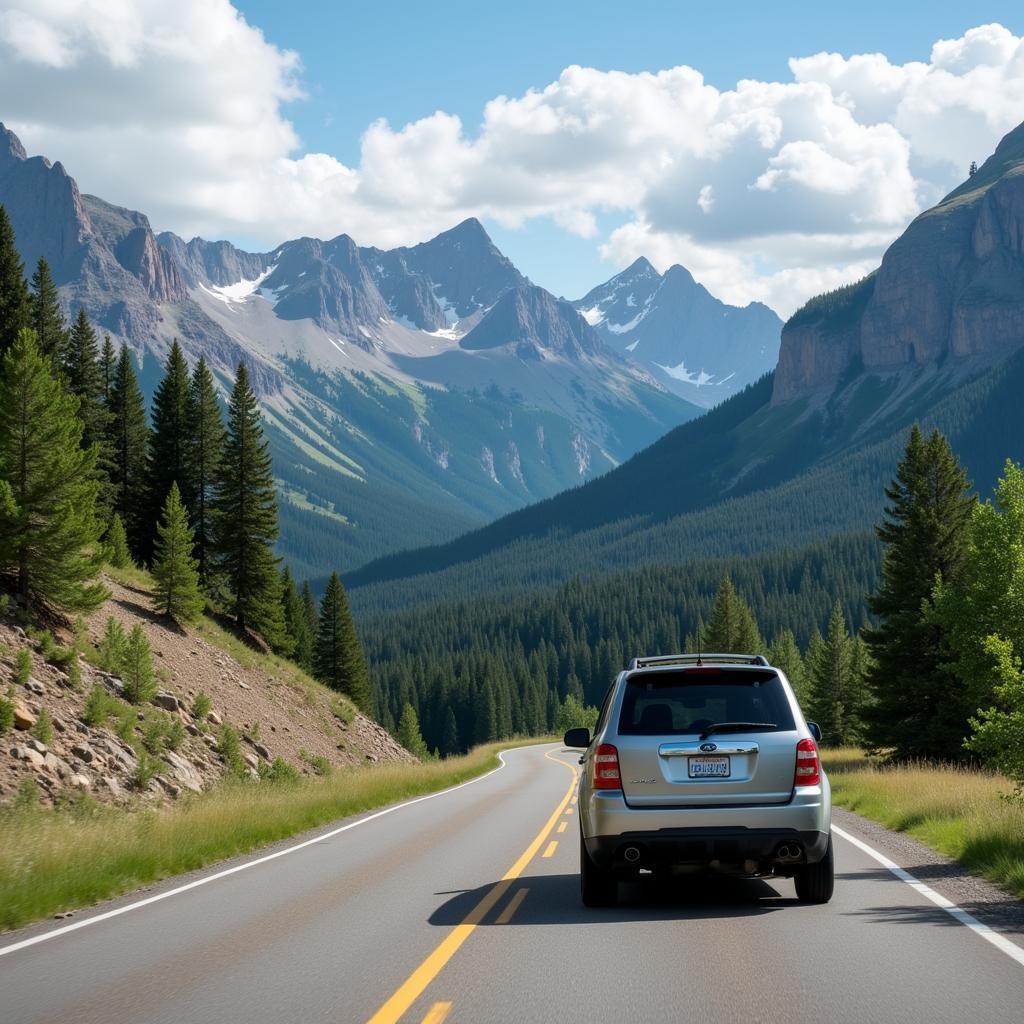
[564,653,833,907]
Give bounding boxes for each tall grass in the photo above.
[822,747,1024,898]
[0,739,551,933]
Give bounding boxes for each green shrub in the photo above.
[14,649,31,686]
[65,658,82,691]
[98,617,127,674]
[31,707,54,745]
[141,716,167,755]
[165,717,186,752]
[132,752,160,790]
[0,688,14,734]
[299,749,331,776]
[257,756,299,783]
[121,626,156,705]
[216,724,244,777]
[46,644,75,670]
[191,691,212,722]
[82,684,117,727]
[114,709,138,747]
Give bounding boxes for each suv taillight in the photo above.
[592,743,621,790]
[794,737,821,787]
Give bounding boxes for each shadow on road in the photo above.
[430,872,804,926]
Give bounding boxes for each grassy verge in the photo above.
[822,747,1024,898]
[0,737,554,933]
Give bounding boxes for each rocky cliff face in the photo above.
[774,120,1024,404]
[0,122,189,341]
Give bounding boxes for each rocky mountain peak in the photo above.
[773,116,1024,404]
[0,122,27,167]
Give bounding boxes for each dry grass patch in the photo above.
[822,747,1024,898]
[0,738,552,933]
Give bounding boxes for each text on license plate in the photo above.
[688,756,730,778]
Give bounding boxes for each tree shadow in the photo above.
[108,594,188,636]
[430,872,803,927]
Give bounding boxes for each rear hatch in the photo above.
[615,667,798,807]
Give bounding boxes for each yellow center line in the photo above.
[564,807,573,815]
[542,841,558,858]
[420,1003,452,1024]
[366,749,577,1024]
[495,887,529,925]
[556,821,567,834]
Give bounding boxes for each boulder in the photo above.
[24,677,45,696]
[43,752,73,778]
[163,750,203,792]
[27,737,48,755]
[185,723,202,736]
[71,742,96,763]
[254,742,271,760]
[68,774,91,789]
[13,704,35,730]
[152,692,181,713]
[243,751,259,770]
[207,710,223,726]
[99,775,124,799]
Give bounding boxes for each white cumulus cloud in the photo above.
[2,4,1023,316]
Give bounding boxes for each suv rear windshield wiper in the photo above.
[700,721,777,740]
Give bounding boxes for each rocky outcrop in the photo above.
[774,120,1024,404]
[461,282,606,358]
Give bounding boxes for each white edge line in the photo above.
[832,824,1024,968]
[0,749,518,959]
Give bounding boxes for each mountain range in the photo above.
[574,257,782,405]
[348,118,1024,613]
[1,122,773,579]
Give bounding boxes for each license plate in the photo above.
[688,756,730,778]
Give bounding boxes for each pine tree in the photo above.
[0,328,106,612]
[151,482,203,623]
[805,602,865,745]
[104,513,132,569]
[314,571,372,711]
[863,426,975,759]
[29,258,67,365]
[397,702,430,759]
[0,205,30,359]
[212,363,284,644]
[99,335,116,405]
[442,707,460,756]
[768,629,807,702]
[301,579,319,651]
[121,624,156,704]
[281,567,311,667]
[106,344,149,556]
[65,309,106,450]
[143,341,193,563]
[705,576,763,652]
[187,356,225,588]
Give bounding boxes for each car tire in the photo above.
[580,836,617,907]
[793,833,834,904]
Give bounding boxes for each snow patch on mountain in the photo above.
[200,266,275,307]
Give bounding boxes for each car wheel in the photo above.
[793,833,834,904]
[580,835,617,907]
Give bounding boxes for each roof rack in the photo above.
[626,653,770,670]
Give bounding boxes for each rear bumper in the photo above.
[585,826,830,870]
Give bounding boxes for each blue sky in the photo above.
[5,2,1024,313]
[234,0,1024,298]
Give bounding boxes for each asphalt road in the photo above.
[2,743,1023,1024]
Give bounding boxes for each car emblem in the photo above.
[699,742,718,752]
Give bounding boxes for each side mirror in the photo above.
[563,727,591,748]
[807,721,822,743]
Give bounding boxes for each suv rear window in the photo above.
[618,669,795,735]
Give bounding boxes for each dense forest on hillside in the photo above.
[362,532,881,753]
